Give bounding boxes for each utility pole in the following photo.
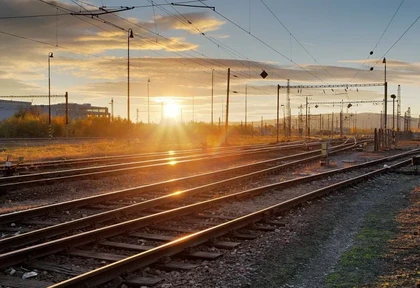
[225,68,230,144]
[319,114,322,136]
[127,28,134,123]
[109,98,114,121]
[276,84,280,142]
[211,69,214,126]
[397,85,401,132]
[147,79,150,124]
[383,58,388,148]
[327,114,330,136]
[136,108,139,124]
[305,97,308,138]
[245,84,248,133]
[298,104,303,136]
[308,106,311,138]
[192,93,195,122]
[286,79,291,137]
[340,100,343,138]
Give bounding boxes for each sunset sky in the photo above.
[0,0,419,124]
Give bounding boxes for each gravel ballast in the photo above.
[153,173,420,287]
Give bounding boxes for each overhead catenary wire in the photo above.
[37,0,289,94]
[32,0,230,90]
[348,0,405,81]
[197,0,328,84]
[376,14,420,66]
[157,0,277,96]
[259,0,337,82]
[8,0,295,100]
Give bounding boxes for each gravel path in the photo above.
[157,173,418,288]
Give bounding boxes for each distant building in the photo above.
[34,103,110,120]
[0,99,32,121]
[0,100,109,122]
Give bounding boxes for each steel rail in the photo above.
[0,141,334,193]
[0,142,353,225]
[49,156,413,287]
[0,147,416,269]
[0,143,355,250]
[0,144,312,192]
[0,143,302,182]
[1,141,311,173]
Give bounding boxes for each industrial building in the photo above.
[34,103,110,120]
[0,99,109,122]
[0,99,32,121]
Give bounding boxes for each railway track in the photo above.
[0,141,339,192]
[0,142,357,246]
[0,147,418,287]
[1,141,314,174]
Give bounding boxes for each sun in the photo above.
[163,102,180,119]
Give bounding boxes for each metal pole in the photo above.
[127,28,133,123]
[65,92,68,138]
[147,79,150,124]
[48,56,51,126]
[211,69,214,126]
[391,93,396,145]
[383,58,387,148]
[110,98,114,121]
[276,84,279,142]
[245,84,247,131]
[305,97,308,138]
[392,97,395,131]
[225,68,230,144]
[48,52,53,140]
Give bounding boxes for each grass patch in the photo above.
[325,204,402,287]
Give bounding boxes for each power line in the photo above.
[259,0,336,82]
[380,14,420,61]
[197,0,327,84]
[0,13,69,20]
[349,0,405,81]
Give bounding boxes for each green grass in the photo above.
[325,207,401,287]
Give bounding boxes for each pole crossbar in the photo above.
[309,100,394,105]
[278,83,384,89]
[0,95,65,98]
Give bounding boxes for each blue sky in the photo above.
[0,0,419,124]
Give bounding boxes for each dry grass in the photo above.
[373,186,420,287]
[0,135,294,162]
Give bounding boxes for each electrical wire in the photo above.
[197,0,327,84]
[259,0,336,82]
[376,14,420,66]
[0,13,69,20]
[349,0,405,82]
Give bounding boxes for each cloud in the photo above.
[155,12,225,34]
[1,1,419,111]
